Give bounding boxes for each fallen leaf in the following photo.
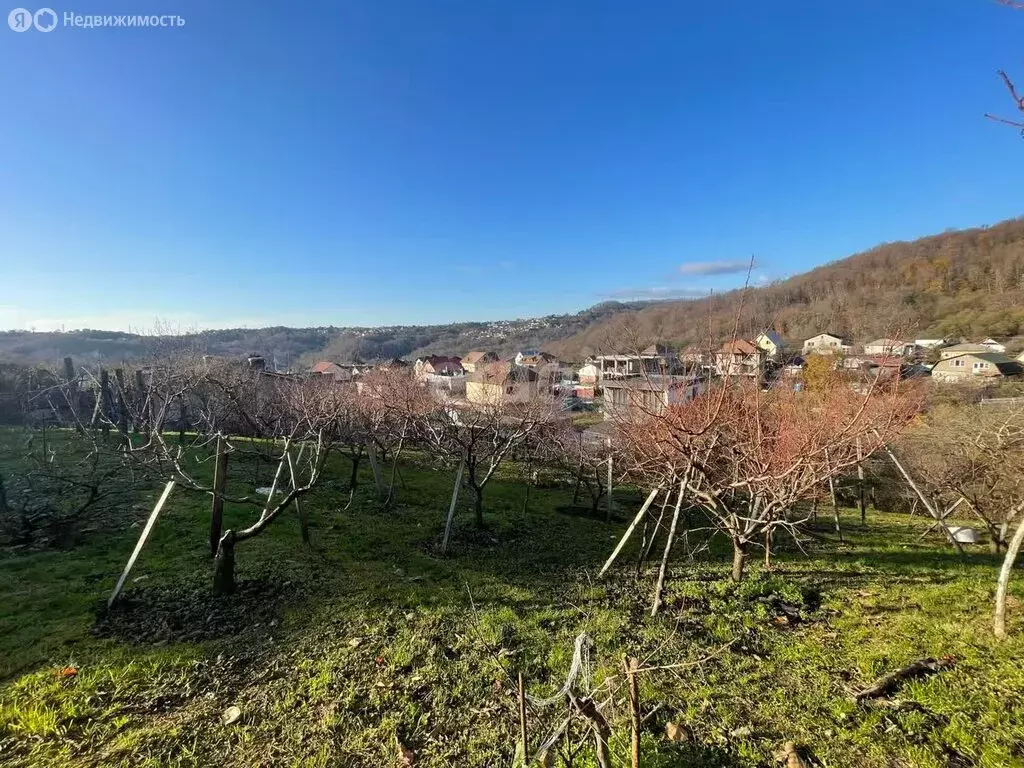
[397,741,415,766]
[221,705,242,725]
[348,637,363,648]
[665,722,689,742]
[57,667,78,679]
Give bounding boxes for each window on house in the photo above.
[954,359,964,367]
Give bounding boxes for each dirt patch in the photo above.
[92,578,300,645]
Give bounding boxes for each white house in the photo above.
[863,338,919,357]
[803,333,852,355]
[754,330,786,360]
[940,343,993,360]
[915,338,949,349]
[577,363,599,386]
[981,338,1007,354]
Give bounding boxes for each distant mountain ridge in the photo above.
[4,216,1023,368]
[0,302,650,368]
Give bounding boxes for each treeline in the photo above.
[0,303,648,369]
[549,216,1024,358]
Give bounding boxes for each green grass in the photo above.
[2,436,1023,767]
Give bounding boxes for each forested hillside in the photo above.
[0,303,645,368]
[548,216,1024,358]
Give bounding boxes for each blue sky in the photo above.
[2,0,1022,331]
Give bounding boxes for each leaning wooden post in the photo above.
[652,475,689,616]
[605,438,614,523]
[517,672,529,767]
[856,436,867,524]
[625,657,640,768]
[209,437,229,557]
[108,481,175,608]
[599,485,663,577]
[441,459,466,555]
[995,505,1024,638]
[874,431,964,554]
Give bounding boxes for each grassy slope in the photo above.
[1,443,1023,767]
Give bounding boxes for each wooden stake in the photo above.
[441,459,465,555]
[598,485,662,578]
[995,503,1024,637]
[652,475,688,616]
[625,657,640,768]
[824,448,843,544]
[209,437,228,557]
[875,432,964,554]
[605,438,614,523]
[108,481,175,608]
[856,436,866,524]
[518,672,529,767]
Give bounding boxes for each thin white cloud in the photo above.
[605,286,712,301]
[678,259,754,276]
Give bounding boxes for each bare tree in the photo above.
[897,403,1024,553]
[109,357,340,594]
[612,366,923,584]
[985,0,1024,133]
[419,391,561,530]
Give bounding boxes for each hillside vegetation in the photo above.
[0,303,646,368]
[549,216,1024,358]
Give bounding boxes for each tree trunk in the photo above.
[210,437,228,557]
[213,530,236,596]
[731,538,748,582]
[994,510,1024,638]
[857,439,866,524]
[473,485,485,528]
[348,451,361,491]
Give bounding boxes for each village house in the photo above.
[981,338,1008,354]
[679,345,708,369]
[931,352,1023,383]
[517,351,559,368]
[939,342,993,360]
[715,339,763,377]
[460,350,498,374]
[308,361,363,382]
[754,330,786,360]
[513,349,541,366]
[802,333,852,355]
[915,337,951,349]
[862,338,920,357]
[602,375,706,419]
[466,361,539,405]
[414,355,463,379]
[592,345,676,381]
[577,362,599,386]
[780,356,805,378]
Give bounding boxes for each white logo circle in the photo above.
[33,7,56,31]
[8,7,33,31]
